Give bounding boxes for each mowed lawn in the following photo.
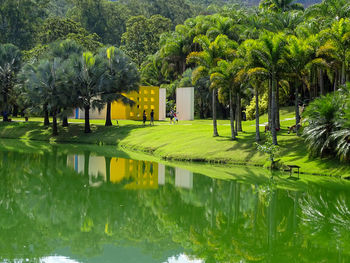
[0,107,349,177]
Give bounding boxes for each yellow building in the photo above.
[110,158,158,190]
[111,86,160,121]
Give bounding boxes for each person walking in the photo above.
[169,110,174,124]
[174,111,179,124]
[143,110,147,126]
[150,109,154,126]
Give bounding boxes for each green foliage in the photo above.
[255,132,280,162]
[0,0,49,50]
[302,90,350,160]
[0,44,22,119]
[121,15,172,67]
[246,92,269,120]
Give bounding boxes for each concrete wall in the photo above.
[75,106,106,119]
[159,88,166,120]
[176,87,194,121]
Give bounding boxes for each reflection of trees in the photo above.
[0,146,349,263]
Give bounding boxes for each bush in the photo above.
[245,92,269,120]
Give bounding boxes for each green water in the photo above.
[0,140,349,263]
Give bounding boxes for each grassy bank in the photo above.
[0,107,349,177]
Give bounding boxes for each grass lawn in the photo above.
[0,106,349,177]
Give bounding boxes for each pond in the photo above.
[0,139,349,263]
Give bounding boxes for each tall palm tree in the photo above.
[20,58,66,136]
[0,44,21,122]
[317,18,350,87]
[245,32,287,145]
[210,59,244,140]
[187,34,237,137]
[285,35,315,125]
[69,52,107,133]
[100,46,140,126]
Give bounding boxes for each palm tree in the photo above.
[259,0,304,12]
[317,18,350,87]
[245,32,287,145]
[100,46,140,126]
[285,35,315,126]
[187,34,237,137]
[0,44,21,122]
[210,59,244,140]
[69,52,107,133]
[20,58,66,136]
[48,40,83,127]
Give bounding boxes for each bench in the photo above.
[286,165,300,178]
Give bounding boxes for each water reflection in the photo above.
[0,147,349,263]
[66,153,194,190]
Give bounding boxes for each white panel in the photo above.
[175,167,193,189]
[77,106,106,119]
[158,163,165,185]
[176,87,194,121]
[159,88,166,120]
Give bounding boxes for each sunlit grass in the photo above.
[0,106,349,177]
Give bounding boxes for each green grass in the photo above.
[1,107,349,177]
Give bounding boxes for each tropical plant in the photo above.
[0,44,21,122]
[20,58,67,136]
[68,52,108,133]
[302,92,343,157]
[100,46,140,126]
[187,34,236,136]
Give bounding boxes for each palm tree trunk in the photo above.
[318,68,324,96]
[229,90,235,140]
[268,79,272,128]
[105,156,111,183]
[52,111,58,136]
[275,83,280,129]
[255,86,260,142]
[44,104,50,126]
[84,105,91,133]
[212,89,219,137]
[105,102,112,126]
[62,116,69,127]
[237,93,242,132]
[2,91,8,122]
[235,93,238,136]
[295,85,300,125]
[271,79,278,145]
[341,62,346,85]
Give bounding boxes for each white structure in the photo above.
[74,107,106,119]
[176,87,194,121]
[158,163,166,185]
[175,167,193,189]
[159,88,166,120]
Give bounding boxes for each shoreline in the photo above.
[0,116,349,177]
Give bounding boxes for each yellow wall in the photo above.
[110,157,158,190]
[111,86,159,120]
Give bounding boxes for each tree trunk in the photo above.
[105,156,111,184]
[268,79,272,128]
[105,102,112,126]
[318,68,324,96]
[235,93,238,136]
[255,87,260,142]
[44,104,50,126]
[2,92,8,122]
[271,79,278,145]
[275,82,280,129]
[236,93,242,132]
[295,85,300,125]
[341,61,346,85]
[52,111,58,136]
[62,116,69,127]
[84,105,91,133]
[84,151,90,177]
[212,89,219,137]
[12,104,18,117]
[229,90,235,140]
